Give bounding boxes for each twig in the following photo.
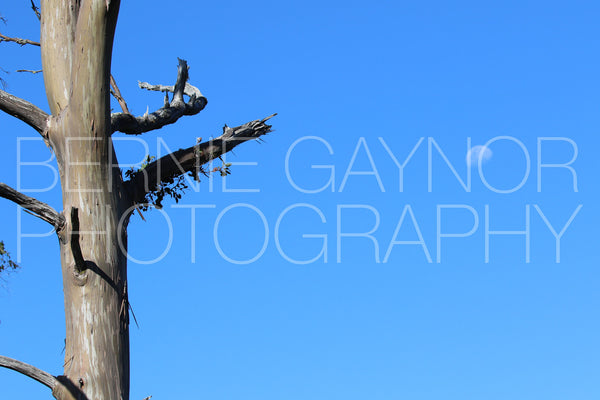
[110,74,130,114]
[31,1,41,21]
[0,33,40,46]
[16,69,42,74]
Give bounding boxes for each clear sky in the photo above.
[1,1,599,399]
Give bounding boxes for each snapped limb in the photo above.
[111,58,207,135]
[0,355,89,400]
[126,114,276,206]
[0,183,64,229]
[0,89,49,135]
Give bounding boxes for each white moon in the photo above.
[466,145,492,168]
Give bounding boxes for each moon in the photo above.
[466,145,492,168]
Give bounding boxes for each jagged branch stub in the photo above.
[126,114,276,208]
[111,58,207,135]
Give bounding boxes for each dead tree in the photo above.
[0,2,274,399]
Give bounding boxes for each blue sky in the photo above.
[1,1,599,399]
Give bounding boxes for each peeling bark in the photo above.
[1,2,275,399]
[41,1,129,399]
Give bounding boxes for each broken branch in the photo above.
[0,89,49,135]
[127,114,276,205]
[111,58,207,135]
[0,355,88,400]
[31,0,41,21]
[0,355,57,390]
[0,183,64,230]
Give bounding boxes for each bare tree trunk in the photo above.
[0,2,273,398]
[41,1,129,399]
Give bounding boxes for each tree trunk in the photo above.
[0,1,274,398]
[41,1,130,399]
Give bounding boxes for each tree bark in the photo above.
[0,2,275,398]
[41,1,130,399]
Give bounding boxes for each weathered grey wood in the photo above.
[0,182,64,229]
[0,89,48,135]
[0,355,88,400]
[127,114,275,205]
[0,355,57,389]
[111,59,207,135]
[41,2,130,399]
[110,74,130,114]
[1,2,274,399]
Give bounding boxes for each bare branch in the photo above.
[110,74,130,114]
[0,355,57,390]
[17,69,42,74]
[0,33,40,46]
[127,114,276,204]
[111,59,207,135]
[0,183,64,230]
[0,89,49,135]
[0,355,88,400]
[172,57,188,105]
[31,0,41,21]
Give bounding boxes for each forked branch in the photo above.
[111,58,207,135]
[127,114,276,205]
[0,183,64,229]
